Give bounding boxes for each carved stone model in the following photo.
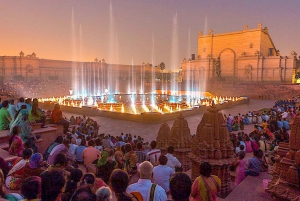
[169,113,192,171]
[188,106,235,198]
[267,114,300,200]
[156,122,171,149]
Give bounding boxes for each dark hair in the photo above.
[158,155,168,165]
[238,151,245,160]
[199,162,212,177]
[63,138,70,146]
[70,168,83,183]
[124,143,132,153]
[167,146,174,154]
[2,100,8,108]
[54,153,67,167]
[110,169,131,201]
[80,138,86,146]
[170,173,192,201]
[81,173,96,186]
[137,142,142,150]
[9,126,20,146]
[21,176,41,200]
[254,149,263,159]
[41,170,66,201]
[95,138,101,146]
[150,141,157,149]
[88,139,95,147]
[239,144,245,151]
[22,148,33,160]
[71,186,96,201]
[55,136,64,144]
[19,97,25,102]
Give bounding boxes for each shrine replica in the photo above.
[266,114,300,200]
[156,113,192,171]
[188,106,235,198]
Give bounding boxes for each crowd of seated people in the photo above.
[1,148,220,201]
[0,80,71,98]
[0,94,298,200]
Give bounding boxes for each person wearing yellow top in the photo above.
[28,98,46,128]
[190,162,221,201]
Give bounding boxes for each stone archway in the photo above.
[219,48,236,79]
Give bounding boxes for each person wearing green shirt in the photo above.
[0,100,12,130]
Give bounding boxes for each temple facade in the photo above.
[181,23,300,84]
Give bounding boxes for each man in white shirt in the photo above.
[146,141,161,166]
[126,161,167,201]
[165,146,181,171]
[153,155,174,193]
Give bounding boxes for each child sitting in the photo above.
[234,151,246,185]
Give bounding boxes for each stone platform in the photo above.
[39,98,249,123]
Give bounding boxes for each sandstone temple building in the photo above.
[180,23,300,84]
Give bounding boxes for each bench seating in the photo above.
[32,127,58,153]
[0,149,18,162]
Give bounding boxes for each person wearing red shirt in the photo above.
[51,103,69,133]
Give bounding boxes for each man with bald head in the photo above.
[126,161,167,201]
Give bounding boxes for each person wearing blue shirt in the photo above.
[282,119,290,130]
[74,139,86,163]
[277,119,283,129]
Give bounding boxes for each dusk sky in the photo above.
[1,0,299,69]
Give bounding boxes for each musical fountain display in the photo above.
[37,2,248,123]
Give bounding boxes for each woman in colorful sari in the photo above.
[5,148,33,190]
[29,98,46,128]
[97,150,114,184]
[10,109,38,153]
[190,162,221,201]
[8,126,24,157]
[23,153,48,180]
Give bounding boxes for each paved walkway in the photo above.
[64,99,275,143]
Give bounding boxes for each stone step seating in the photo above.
[46,124,64,134]
[0,148,18,162]
[224,171,272,201]
[31,123,43,130]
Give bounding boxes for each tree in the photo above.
[159,62,165,82]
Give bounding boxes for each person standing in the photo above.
[7,100,17,125]
[165,146,181,171]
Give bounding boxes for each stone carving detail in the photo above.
[258,23,262,29]
[291,51,297,57]
[267,114,300,200]
[156,122,171,149]
[255,50,260,56]
[244,64,252,74]
[198,31,203,36]
[182,58,186,62]
[169,113,191,148]
[188,106,235,198]
[26,64,33,73]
